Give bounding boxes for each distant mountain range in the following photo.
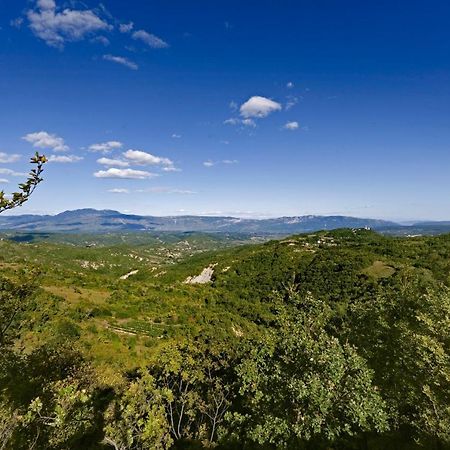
[0,208,449,235]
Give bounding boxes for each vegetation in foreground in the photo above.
[1,227,450,449]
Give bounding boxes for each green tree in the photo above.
[347,269,450,446]
[0,274,38,347]
[104,339,238,449]
[154,341,236,445]
[229,292,388,449]
[22,375,96,449]
[104,370,173,450]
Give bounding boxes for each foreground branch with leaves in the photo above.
[0,153,47,214]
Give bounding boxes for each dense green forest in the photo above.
[1,227,450,449]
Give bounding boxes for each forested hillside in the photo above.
[1,229,450,449]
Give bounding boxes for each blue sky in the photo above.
[1,0,450,220]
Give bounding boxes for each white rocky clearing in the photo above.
[119,269,139,280]
[184,263,217,284]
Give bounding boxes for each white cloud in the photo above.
[97,157,129,167]
[123,149,173,167]
[286,81,294,89]
[0,179,9,183]
[162,166,181,172]
[27,0,111,49]
[283,121,299,130]
[132,30,168,48]
[37,0,55,10]
[119,22,134,33]
[0,168,27,177]
[0,152,21,163]
[48,154,83,163]
[108,188,130,194]
[22,131,68,151]
[89,141,123,153]
[240,96,282,118]
[103,54,138,70]
[203,160,214,167]
[94,168,157,179]
[171,133,181,139]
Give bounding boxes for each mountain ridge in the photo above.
[0,208,438,234]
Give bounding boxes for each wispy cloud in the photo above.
[108,188,130,194]
[94,168,158,179]
[103,54,138,70]
[171,133,181,139]
[110,187,195,195]
[285,95,299,110]
[203,159,238,167]
[0,178,9,183]
[224,118,240,126]
[229,100,238,111]
[90,35,110,46]
[137,187,196,194]
[119,22,134,33]
[10,17,24,28]
[0,168,28,177]
[48,154,83,163]
[89,141,123,153]
[27,0,111,49]
[132,30,169,48]
[224,118,255,128]
[242,118,256,128]
[0,152,21,163]
[22,131,68,151]
[286,81,294,89]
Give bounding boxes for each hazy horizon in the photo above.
[2,206,449,225]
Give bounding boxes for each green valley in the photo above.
[1,228,450,449]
